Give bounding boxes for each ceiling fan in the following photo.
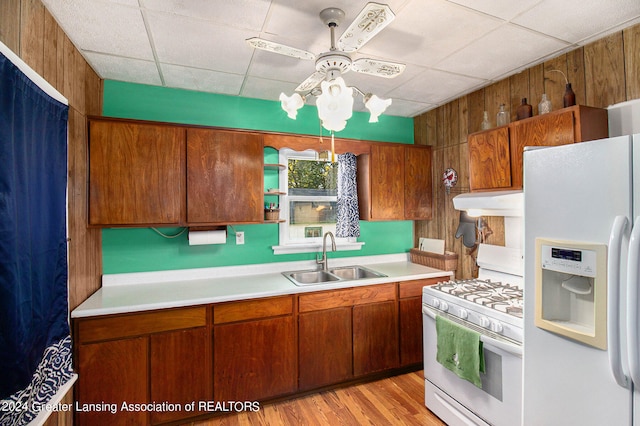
[246,2,406,131]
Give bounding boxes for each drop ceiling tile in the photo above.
[161,64,245,95]
[513,0,640,43]
[358,0,504,68]
[435,24,570,80]
[388,69,486,104]
[42,0,153,60]
[140,0,272,31]
[84,52,162,85]
[146,10,255,74]
[385,98,435,117]
[445,0,543,20]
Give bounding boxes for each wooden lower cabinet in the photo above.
[299,307,353,390]
[150,328,211,424]
[75,280,448,424]
[213,315,297,401]
[212,296,297,402]
[398,277,449,367]
[353,300,399,376]
[75,307,209,425]
[77,337,149,425]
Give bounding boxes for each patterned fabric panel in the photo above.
[0,336,73,426]
[336,153,360,238]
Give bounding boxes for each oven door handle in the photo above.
[422,305,522,357]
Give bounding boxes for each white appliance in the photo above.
[523,130,640,424]
[422,243,524,426]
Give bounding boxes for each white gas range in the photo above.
[423,243,523,426]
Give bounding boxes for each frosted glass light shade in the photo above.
[279,92,304,119]
[316,77,353,132]
[365,94,392,122]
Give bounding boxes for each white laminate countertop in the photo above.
[71,254,453,318]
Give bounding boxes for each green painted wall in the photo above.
[101,80,416,273]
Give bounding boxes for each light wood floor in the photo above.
[185,370,446,426]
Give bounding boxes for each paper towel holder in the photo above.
[188,226,228,246]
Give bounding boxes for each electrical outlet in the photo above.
[236,231,245,245]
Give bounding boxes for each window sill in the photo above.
[272,241,364,255]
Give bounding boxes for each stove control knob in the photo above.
[479,316,491,328]
[440,301,449,312]
[433,299,441,309]
[459,308,468,319]
[490,321,504,333]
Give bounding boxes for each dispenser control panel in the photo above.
[541,244,597,277]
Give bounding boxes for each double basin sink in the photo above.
[282,265,387,286]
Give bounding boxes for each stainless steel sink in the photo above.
[329,265,387,280]
[283,270,341,285]
[282,265,387,286]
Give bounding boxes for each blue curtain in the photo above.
[0,52,72,424]
[336,153,360,238]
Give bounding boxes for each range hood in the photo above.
[453,190,523,217]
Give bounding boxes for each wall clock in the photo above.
[442,168,458,193]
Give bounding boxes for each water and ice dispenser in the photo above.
[535,238,607,349]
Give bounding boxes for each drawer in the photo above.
[77,306,207,343]
[213,295,293,324]
[399,277,448,299]
[299,283,397,313]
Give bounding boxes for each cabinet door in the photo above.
[358,144,404,220]
[150,328,210,424]
[187,129,264,224]
[213,316,296,401]
[88,120,186,226]
[77,337,149,425]
[468,127,511,191]
[299,307,353,390]
[399,297,423,366]
[404,145,432,220]
[353,300,399,376]
[509,110,574,188]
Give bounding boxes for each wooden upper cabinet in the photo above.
[468,126,512,191]
[358,144,432,220]
[186,128,264,225]
[358,144,404,220]
[404,145,433,220]
[88,119,186,226]
[468,105,608,191]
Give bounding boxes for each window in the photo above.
[272,149,363,254]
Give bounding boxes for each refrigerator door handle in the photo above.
[627,217,640,385]
[608,215,630,388]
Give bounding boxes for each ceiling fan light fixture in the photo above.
[316,77,353,132]
[279,92,305,119]
[364,94,392,123]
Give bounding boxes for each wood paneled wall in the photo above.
[1,1,103,422]
[1,0,104,311]
[414,24,640,279]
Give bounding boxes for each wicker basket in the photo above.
[410,248,458,271]
[264,208,280,221]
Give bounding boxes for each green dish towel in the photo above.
[436,315,485,388]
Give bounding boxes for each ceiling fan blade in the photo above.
[246,37,315,60]
[337,2,395,52]
[352,58,406,78]
[295,71,326,92]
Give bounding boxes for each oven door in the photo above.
[422,305,522,426]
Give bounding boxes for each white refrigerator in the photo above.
[522,132,640,425]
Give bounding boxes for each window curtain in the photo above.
[0,51,72,425]
[336,153,360,238]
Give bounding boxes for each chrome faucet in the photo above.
[317,231,336,271]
